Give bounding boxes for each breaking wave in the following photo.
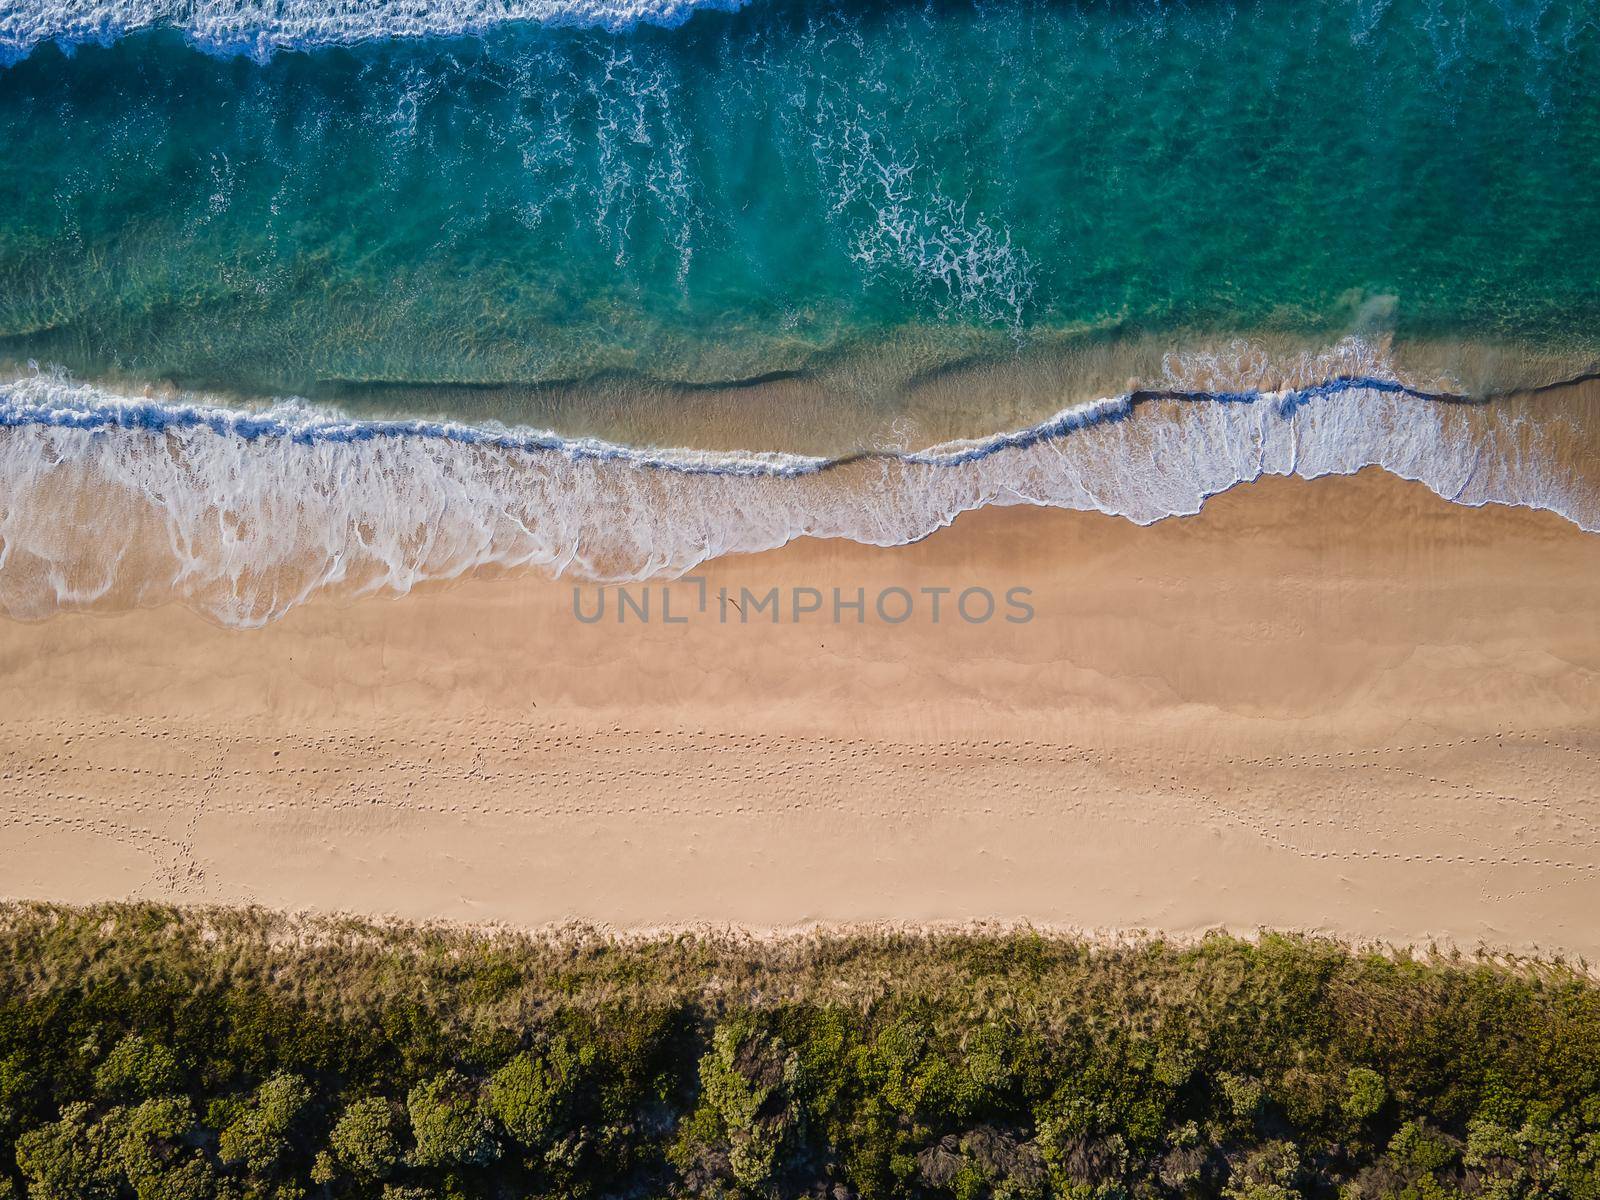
[1,341,1595,626]
[0,0,749,64]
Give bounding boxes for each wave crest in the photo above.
[1,345,1594,626]
[0,0,749,64]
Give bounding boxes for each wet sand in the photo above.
[1,468,1598,955]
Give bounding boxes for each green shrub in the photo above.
[14,1102,123,1200]
[1219,1073,1264,1126]
[119,1096,219,1200]
[485,1036,591,1151]
[325,1095,403,1181]
[217,1073,311,1177]
[692,1020,806,1191]
[1343,1067,1387,1123]
[0,1052,32,1135]
[95,1036,182,1102]
[406,1070,498,1168]
[1225,1139,1301,1200]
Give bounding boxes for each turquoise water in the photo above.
[3,0,1599,413]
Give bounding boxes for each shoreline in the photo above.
[5,364,1600,624]
[3,467,1598,956]
[8,331,1600,457]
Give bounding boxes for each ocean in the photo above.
[1,0,1597,623]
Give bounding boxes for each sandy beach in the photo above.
[1,467,1597,956]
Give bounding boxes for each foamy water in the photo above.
[2,341,1593,626]
[0,0,748,62]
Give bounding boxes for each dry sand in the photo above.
[2,468,1598,956]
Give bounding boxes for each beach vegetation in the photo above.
[2,904,1599,1199]
[406,1071,498,1169]
[94,1038,182,1105]
[320,1096,403,1182]
[217,1071,312,1178]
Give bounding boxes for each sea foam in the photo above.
[0,0,748,64]
[1,342,1594,626]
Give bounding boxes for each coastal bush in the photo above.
[406,1071,497,1168]
[118,1097,217,1200]
[13,1102,121,1200]
[485,1037,591,1152]
[2,904,1599,1199]
[217,1072,312,1177]
[1343,1067,1388,1124]
[321,1096,403,1181]
[94,1038,182,1104]
[684,1020,807,1191]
